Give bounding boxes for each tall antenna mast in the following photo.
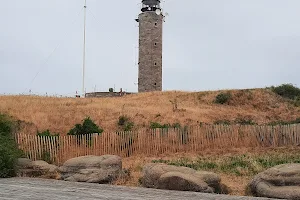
[82,0,87,97]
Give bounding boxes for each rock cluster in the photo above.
[141,163,226,194]
[16,156,300,199]
[59,155,122,184]
[248,163,300,200]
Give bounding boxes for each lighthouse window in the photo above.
[154,22,157,26]
[154,83,157,86]
[154,42,157,46]
[154,62,157,66]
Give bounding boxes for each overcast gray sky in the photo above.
[1,0,300,96]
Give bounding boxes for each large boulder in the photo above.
[248,163,300,200]
[16,158,58,178]
[59,155,122,184]
[141,163,225,193]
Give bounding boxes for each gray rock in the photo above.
[249,163,300,200]
[32,160,58,173]
[16,158,58,178]
[59,155,122,184]
[141,163,225,193]
[17,158,33,168]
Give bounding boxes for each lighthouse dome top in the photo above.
[142,0,160,6]
[141,0,161,12]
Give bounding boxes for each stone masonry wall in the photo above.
[138,11,163,93]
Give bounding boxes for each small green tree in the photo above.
[68,117,103,146]
[68,117,103,136]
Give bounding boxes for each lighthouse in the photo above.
[137,0,163,93]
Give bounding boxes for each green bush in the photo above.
[214,92,232,104]
[0,114,23,178]
[234,118,257,125]
[118,115,129,126]
[267,118,300,126]
[68,117,103,136]
[0,115,13,135]
[272,84,300,100]
[150,122,170,129]
[124,122,134,132]
[118,115,134,131]
[150,122,183,129]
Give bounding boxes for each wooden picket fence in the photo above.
[15,124,300,165]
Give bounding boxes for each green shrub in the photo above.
[150,122,170,129]
[234,118,257,125]
[267,121,289,126]
[214,119,257,126]
[118,115,129,126]
[149,122,183,129]
[214,92,232,104]
[267,118,300,126]
[109,88,114,92]
[124,122,134,132]
[0,114,23,178]
[68,117,103,135]
[272,84,300,100]
[118,115,134,131]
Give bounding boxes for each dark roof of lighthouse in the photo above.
[142,0,160,6]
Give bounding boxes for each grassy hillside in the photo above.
[0,88,300,135]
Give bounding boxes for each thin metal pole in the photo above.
[82,0,87,97]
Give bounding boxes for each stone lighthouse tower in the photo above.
[137,0,163,93]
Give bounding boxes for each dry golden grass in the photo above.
[0,89,299,135]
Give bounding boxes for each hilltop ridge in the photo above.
[0,87,299,135]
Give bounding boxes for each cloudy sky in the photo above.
[1,0,300,96]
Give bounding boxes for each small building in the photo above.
[85,88,134,98]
